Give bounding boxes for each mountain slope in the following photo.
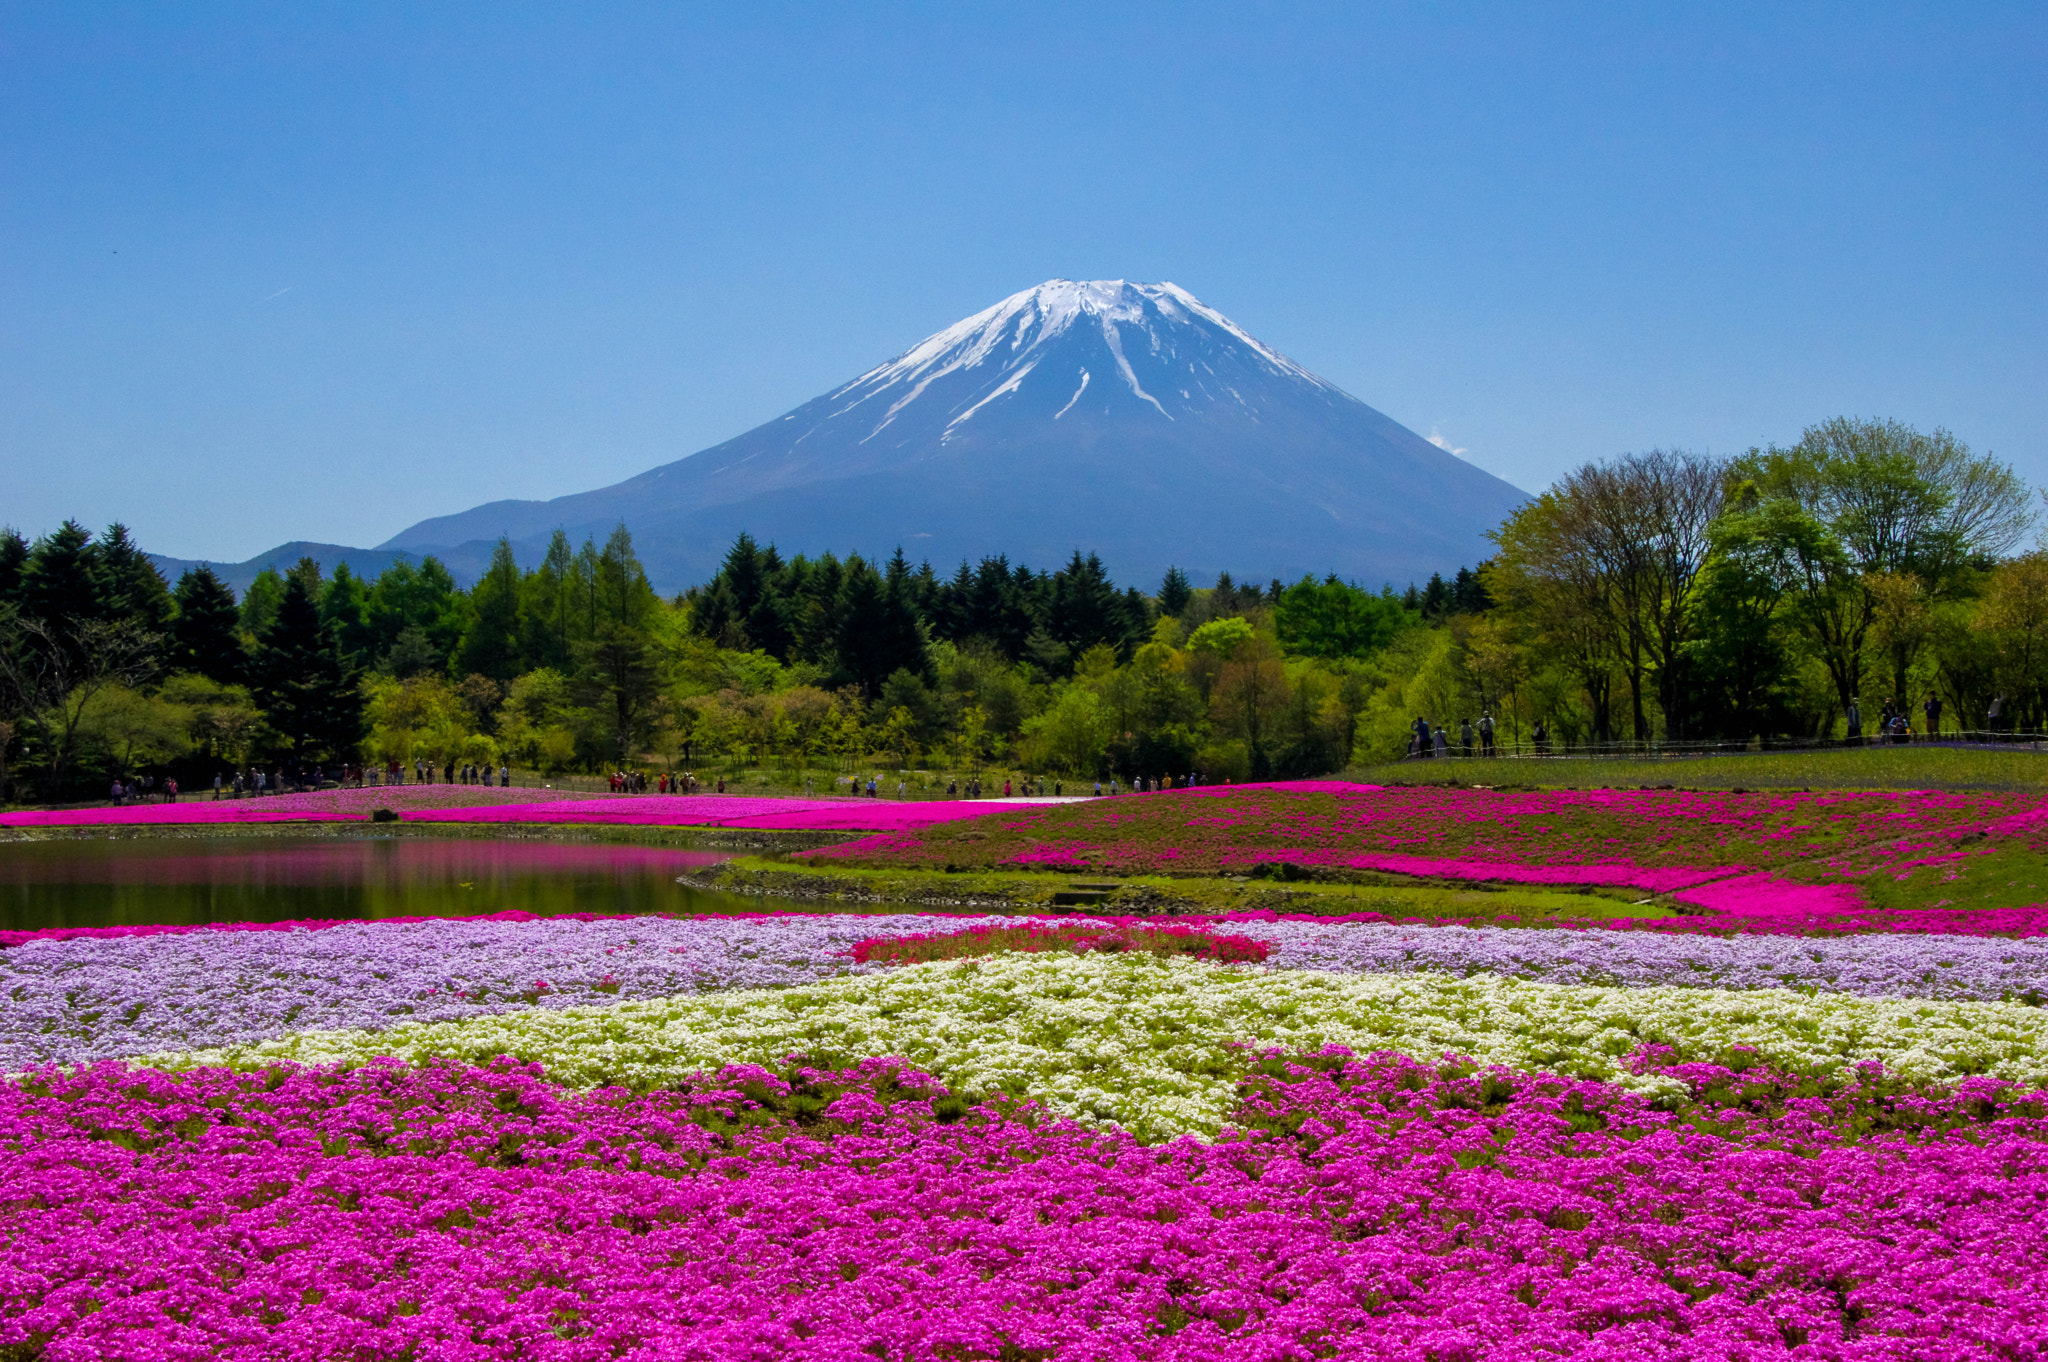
[146,543,439,595]
[384,280,1527,591]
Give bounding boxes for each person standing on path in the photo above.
[1846,699,1862,745]
[1924,694,1942,740]
[1478,713,1496,756]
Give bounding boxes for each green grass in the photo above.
[1342,744,2048,792]
[696,855,1682,924]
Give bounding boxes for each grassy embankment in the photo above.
[701,748,2048,923]
[687,856,1680,923]
[1343,744,2047,792]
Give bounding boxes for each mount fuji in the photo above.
[381,280,1528,591]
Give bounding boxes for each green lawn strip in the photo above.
[1794,841,2048,915]
[1342,744,2048,792]
[691,855,1679,923]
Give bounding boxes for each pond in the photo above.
[0,834,814,933]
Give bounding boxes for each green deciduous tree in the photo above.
[1739,418,2035,716]
[1273,576,1412,658]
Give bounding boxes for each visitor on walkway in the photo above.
[1459,718,1474,757]
[1478,713,1495,756]
[1846,699,1862,745]
[1533,720,1549,755]
[1432,725,1450,758]
[1988,694,2006,738]
[1924,694,1942,739]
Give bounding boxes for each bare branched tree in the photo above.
[0,613,161,797]
[1550,449,1727,742]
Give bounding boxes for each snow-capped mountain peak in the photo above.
[824,279,1335,444]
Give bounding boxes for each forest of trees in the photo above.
[0,417,2041,801]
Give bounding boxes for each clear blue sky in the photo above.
[3,2,2042,562]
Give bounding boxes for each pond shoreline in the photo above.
[0,821,863,853]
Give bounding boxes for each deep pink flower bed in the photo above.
[848,920,1271,965]
[811,782,2048,876]
[807,783,2048,932]
[4,1051,2045,1360]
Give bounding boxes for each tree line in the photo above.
[1,415,2038,800]
[1468,417,2043,749]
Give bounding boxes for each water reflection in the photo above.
[0,836,768,931]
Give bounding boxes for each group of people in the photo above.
[1845,694,1946,745]
[361,759,509,786]
[1408,714,1500,759]
[195,761,513,799]
[210,768,288,798]
[109,774,178,804]
[942,777,1066,798]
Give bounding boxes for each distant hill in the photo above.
[378,279,1528,593]
[145,542,452,595]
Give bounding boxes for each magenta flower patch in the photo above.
[4,1052,2045,1359]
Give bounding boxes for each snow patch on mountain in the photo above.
[825,279,1326,439]
[1053,368,1090,420]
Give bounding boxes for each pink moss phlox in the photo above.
[4,1051,2047,1356]
[848,919,1270,965]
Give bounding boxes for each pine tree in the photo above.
[518,530,576,674]
[1158,566,1192,617]
[171,567,246,682]
[21,520,103,633]
[1452,565,1493,615]
[458,539,524,680]
[320,563,376,665]
[240,568,286,642]
[579,525,662,761]
[1420,573,1451,621]
[250,572,366,766]
[744,551,794,660]
[832,557,926,695]
[92,524,174,635]
[1049,551,1125,658]
[693,532,765,647]
[0,528,27,608]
